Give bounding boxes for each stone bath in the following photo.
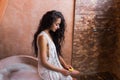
[0,55,40,80]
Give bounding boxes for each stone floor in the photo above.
[76,72,120,80]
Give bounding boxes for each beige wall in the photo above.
[0,0,74,64]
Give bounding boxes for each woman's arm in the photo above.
[59,55,67,67]
[38,35,69,76]
[59,55,72,70]
[59,54,80,78]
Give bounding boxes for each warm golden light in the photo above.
[0,0,8,23]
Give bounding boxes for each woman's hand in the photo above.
[64,65,73,70]
[64,65,80,78]
[60,69,70,76]
[69,69,80,78]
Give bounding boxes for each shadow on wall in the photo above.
[95,0,120,79]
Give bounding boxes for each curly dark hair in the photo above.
[32,10,66,57]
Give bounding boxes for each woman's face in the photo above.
[50,18,61,32]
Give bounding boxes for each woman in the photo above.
[32,10,80,80]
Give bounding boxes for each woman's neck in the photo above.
[44,29,53,40]
[44,29,50,34]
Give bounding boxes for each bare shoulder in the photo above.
[38,35,47,44]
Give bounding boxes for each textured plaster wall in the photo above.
[72,0,120,79]
[112,0,120,78]
[0,0,74,64]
